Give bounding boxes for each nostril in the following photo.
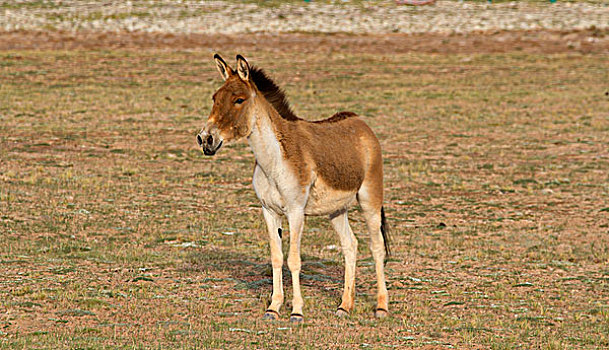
[196,134,203,146]
[206,135,214,146]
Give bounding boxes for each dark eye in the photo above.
[235,98,245,105]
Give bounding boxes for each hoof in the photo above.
[375,308,389,319]
[262,310,279,320]
[289,313,304,324]
[335,307,349,318]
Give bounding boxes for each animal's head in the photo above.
[197,54,257,156]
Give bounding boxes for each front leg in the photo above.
[286,209,305,323]
[262,206,283,320]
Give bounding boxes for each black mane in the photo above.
[250,66,300,121]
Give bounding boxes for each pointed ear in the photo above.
[235,54,250,82]
[214,53,233,81]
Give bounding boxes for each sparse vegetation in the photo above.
[1,31,608,349]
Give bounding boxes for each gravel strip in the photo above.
[0,1,608,34]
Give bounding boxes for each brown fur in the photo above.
[248,70,373,191]
[253,98,375,192]
[209,75,256,141]
[304,117,369,191]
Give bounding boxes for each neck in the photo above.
[247,101,285,174]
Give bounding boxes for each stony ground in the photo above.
[1,0,608,34]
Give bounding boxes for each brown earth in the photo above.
[1,28,608,54]
[1,27,608,349]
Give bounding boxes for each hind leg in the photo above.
[358,185,389,318]
[330,210,357,316]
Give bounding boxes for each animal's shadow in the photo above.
[182,248,345,297]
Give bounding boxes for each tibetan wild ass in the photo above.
[197,54,390,323]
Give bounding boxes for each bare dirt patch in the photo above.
[1,28,608,54]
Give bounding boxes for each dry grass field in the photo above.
[1,30,609,349]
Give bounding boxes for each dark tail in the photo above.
[381,206,391,259]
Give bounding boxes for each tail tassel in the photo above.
[380,207,391,259]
